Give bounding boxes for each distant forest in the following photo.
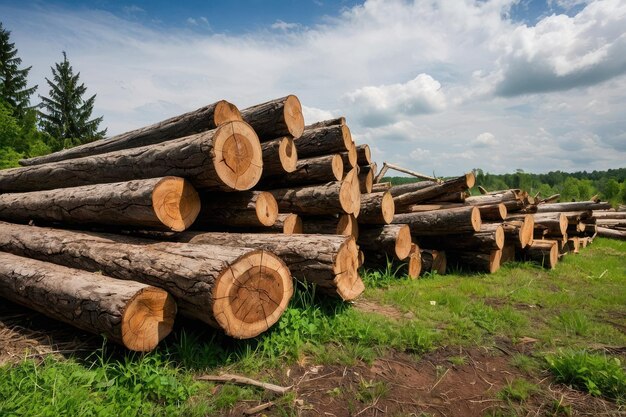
[384,167,626,206]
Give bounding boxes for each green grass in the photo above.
[498,378,540,402]
[0,238,624,415]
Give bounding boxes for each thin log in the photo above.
[393,206,481,235]
[387,181,437,196]
[261,137,298,176]
[358,168,374,194]
[377,163,438,182]
[358,192,395,225]
[393,173,475,210]
[371,182,392,193]
[305,117,345,130]
[194,191,278,229]
[19,100,241,166]
[465,190,518,206]
[597,227,626,240]
[358,224,412,260]
[0,251,176,352]
[240,95,304,141]
[259,154,343,188]
[522,240,558,269]
[536,201,612,213]
[592,211,626,219]
[302,214,358,238]
[196,374,291,394]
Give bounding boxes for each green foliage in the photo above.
[546,350,626,402]
[498,378,539,402]
[0,22,37,119]
[39,51,106,146]
[557,310,590,336]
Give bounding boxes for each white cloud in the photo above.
[472,132,497,147]
[301,105,334,125]
[271,20,301,31]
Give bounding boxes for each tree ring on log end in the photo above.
[213,100,242,126]
[279,137,298,173]
[407,244,422,279]
[341,125,353,150]
[284,95,305,139]
[341,169,362,216]
[337,214,358,238]
[395,224,412,260]
[330,154,344,181]
[333,238,364,301]
[256,192,279,227]
[494,225,505,249]
[213,250,292,339]
[521,214,534,248]
[346,142,357,168]
[282,213,302,234]
[152,177,201,231]
[381,191,395,224]
[470,207,482,232]
[121,287,177,352]
[213,121,263,191]
[489,250,502,274]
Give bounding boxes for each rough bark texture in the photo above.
[240,95,304,141]
[420,249,446,275]
[415,224,504,251]
[393,173,475,211]
[393,206,481,235]
[302,214,358,238]
[19,100,241,166]
[465,191,519,207]
[340,143,358,170]
[0,222,292,339]
[428,192,467,203]
[372,182,392,193]
[261,137,298,176]
[358,165,375,194]
[175,232,364,301]
[259,154,343,188]
[0,177,200,232]
[194,191,278,229]
[0,121,263,193]
[0,251,176,351]
[387,181,437,196]
[268,180,360,216]
[448,249,502,274]
[478,204,507,221]
[597,227,626,240]
[358,224,412,260]
[536,201,612,213]
[356,144,372,166]
[295,125,352,159]
[305,117,346,130]
[357,192,395,225]
[273,213,302,234]
[521,240,558,269]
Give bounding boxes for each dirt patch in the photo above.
[353,299,414,320]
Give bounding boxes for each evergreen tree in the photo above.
[0,22,37,118]
[39,51,106,148]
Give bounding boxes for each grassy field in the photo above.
[0,238,624,416]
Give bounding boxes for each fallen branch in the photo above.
[196,373,292,394]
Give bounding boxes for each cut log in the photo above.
[393,206,481,235]
[358,224,412,260]
[478,204,507,221]
[267,178,360,216]
[415,224,504,251]
[344,168,362,218]
[175,232,364,301]
[305,117,345,130]
[536,201,612,213]
[340,144,358,169]
[596,219,626,228]
[295,125,352,159]
[406,203,464,212]
[372,182,392,193]
[0,222,292,339]
[420,249,446,275]
[194,191,278,229]
[428,192,467,204]
[533,213,569,236]
[274,213,303,234]
[502,215,534,248]
[240,95,304,141]
[522,240,558,269]
[358,192,395,225]
[358,168,374,194]
[302,214,359,238]
[0,252,176,352]
[387,181,437,196]
[0,121,263,193]
[0,177,200,232]
[500,243,516,264]
[597,227,626,240]
[592,211,626,219]
[19,100,242,166]
[356,144,372,166]
[405,244,422,279]
[393,173,475,211]
[448,250,502,274]
[261,137,298,176]
[260,154,343,188]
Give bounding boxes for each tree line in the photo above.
[0,22,105,168]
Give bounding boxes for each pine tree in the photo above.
[0,22,37,118]
[39,51,106,147]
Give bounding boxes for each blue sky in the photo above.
[1,0,625,175]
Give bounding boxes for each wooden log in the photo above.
[175,232,364,301]
[302,214,358,238]
[375,163,438,183]
[533,213,568,236]
[358,192,395,225]
[267,178,360,216]
[372,182,392,193]
[260,154,343,188]
[448,250,502,273]
[415,224,504,251]
[536,201,612,213]
[356,144,372,166]
[500,243,516,264]
[261,137,298,176]
[0,222,292,339]
[478,204,507,221]
[420,249,446,275]
[344,169,362,218]
[358,224,412,260]
[0,252,176,352]
[295,125,352,159]
[405,244,422,278]
[340,144,358,169]
[387,181,437,196]
[240,95,304,141]
[597,227,626,240]
[274,213,302,234]
[393,206,481,235]
[592,211,626,219]
[358,168,374,194]
[406,203,464,212]
[393,173,475,210]
[428,192,467,204]
[0,121,263,193]
[305,117,345,130]
[194,191,278,229]
[502,215,534,248]
[522,240,558,269]
[567,237,580,254]
[0,177,200,232]
[19,100,242,166]
[596,219,626,228]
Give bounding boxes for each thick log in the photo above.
[358,224,412,260]
[597,227,626,240]
[295,125,352,159]
[260,154,343,188]
[194,191,278,229]
[340,144,358,169]
[358,168,374,194]
[302,214,358,238]
[502,215,534,248]
[358,192,395,225]
[175,232,364,301]
[267,178,360,216]
[534,213,568,236]
[448,250,502,274]
[19,100,241,166]
[356,144,372,166]
[536,201,612,213]
[522,240,558,269]
[393,173,475,210]
[0,252,176,352]
[261,137,298,176]
[305,117,345,130]
[0,121,263,193]
[420,249,446,275]
[415,224,504,251]
[0,222,292,339]
[393,206,481,235]
[478,204,507,221]
[0,177,200,232]
[240,95,304,141]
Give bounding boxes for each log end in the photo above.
[470,206,482,232]
[334,238,365,301]
[152,177,201,231]
[340,170,362,216]
[337,214,359,238]
[359,170,374,194]
[465,172,476,189]
[406,243,422,279]
[256,192,279,227]
[489,249,502,274]
[498,203,508,220]
[347,142,357,168]
[214,100,243,125]
[213,250,293,339]
[284,95,305,139]
[395,224,412,260]
[494,225,505,250]
[213,121,263,191]
[360,144,372,165]
[331,154,344,181]
[281,213,302,234]
[381,191,395,224]
[122,287,177,352]
[279,136,298,173]
[558,213,568,235]
[521,214,535,248]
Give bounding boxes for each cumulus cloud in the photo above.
[301,105,334,125]
[472,132,497,147]
[271,20,301,31]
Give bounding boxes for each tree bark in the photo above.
[0,121,263,193]
[273,213,302,234]
[393,206,481,235]
[340,144,358,170]
[500,243,516,264]
[358,224,412,260]
[305,117,346,130]
[295,125,353,159]
[19,100,241,166]
[415,224,504,251]
[387,181,437,196]
[427,191,467,204]
[267,179,361,216]
[465,190,519,206]
[357,191,395,224]
[477,204,507,221]
[372,182,392,193]
[194,191,278,229]
[521,240,558,269]
[356,144,372,166]
[240,95,305,141]
[0,177,200,232]
[261,137,298,176]
[536,201,612,213]
[511,213,567,236]
[420,249,446,275]
[175,232,364,301]
[0,252,176,352]
[597,227,626,240]
[0,222,292,339]
[448,249,502,274]
[259,154,343,188]
[393,173,475,210]
[302,214,358,238]
[358,169,374,194]
[591,211,626,220]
